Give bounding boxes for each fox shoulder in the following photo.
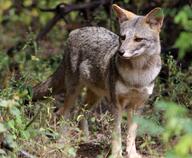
[68,27,119,46]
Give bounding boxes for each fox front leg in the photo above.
[126,108,142,158]
[111,106,123,158]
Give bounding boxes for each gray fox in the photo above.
[32,4,164,158]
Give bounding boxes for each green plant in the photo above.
[157,55,192,108]
[135,101,192,158]
[0,85,32,156]
[156,101,192,158]
[174,5,192,59]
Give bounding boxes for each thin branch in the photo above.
[36,13,61,41]
[25,105,43,130]
[7,0,111,54]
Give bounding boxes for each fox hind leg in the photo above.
[79,88,99,139]
[56,85,81,119]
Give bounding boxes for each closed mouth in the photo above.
[118,55,131,59]
[118,52,140,59]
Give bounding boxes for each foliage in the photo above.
[156,101,192,158]
[135,100,192,158]
[0,0,191,157]
[0,81,33,156]
[0,71,80,157]
[174,5,192,59]
[157,55,192,107]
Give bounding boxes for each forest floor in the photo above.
[1,18,191,158]
[19,102,165,158]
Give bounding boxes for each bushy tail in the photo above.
[32,58,65,101]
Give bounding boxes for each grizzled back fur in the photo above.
[62,27,119,97]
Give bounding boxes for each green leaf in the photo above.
[4,134,17,150]
[134,116,164,136]
[7,120,15,130]
[0,123,6,133]
[10,106,21,117]
[155,101,187,117]
[67,147,76,157]
[175,134,192,156]
[166,150,180,158]
[183,119,192,133]
[15,116,22,125]
[20,130,30,140]
[174,32,192,59]
[0,100,14,108]
[77,114,84,122]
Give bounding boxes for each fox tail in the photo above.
[32,58,65,101]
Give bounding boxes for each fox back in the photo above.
[63,27,119,97]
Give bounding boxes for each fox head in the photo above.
[112,4,164,59]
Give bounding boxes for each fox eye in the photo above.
[134,37,143,42]
[120,34,126,40]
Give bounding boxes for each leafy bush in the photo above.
[156,101,192,158]
[157,55,192,108]
[174,5,192,59]
[0,82,33,157]
[136,101,192,158]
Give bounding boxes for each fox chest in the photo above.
[115,66,160,107]
[118,66,161,87]
[115,80,154,108]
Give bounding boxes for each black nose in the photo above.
[118,49,125,56]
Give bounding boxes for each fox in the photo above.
[32,4,164,158]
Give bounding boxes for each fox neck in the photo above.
[115,53,161,87]
[116,53,152,70]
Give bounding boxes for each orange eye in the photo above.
[134,37,143,42]
[120,35,126,40]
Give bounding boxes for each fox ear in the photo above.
[145,8,164,31]
[112,4,136,23]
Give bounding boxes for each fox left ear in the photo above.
[145,8,164,31]
[112,4,136,23]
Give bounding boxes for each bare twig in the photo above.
[25,105,43,130]
[7,0,111,54]
[36,13,61,41]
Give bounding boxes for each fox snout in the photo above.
[117,47,137,59]
[117,49,125,56]
[117,48,133,58]
[117,46,145,59]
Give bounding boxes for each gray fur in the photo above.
[63,27,119,98]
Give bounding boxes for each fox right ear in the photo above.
[145,8,164,31]
[112,4,136,23]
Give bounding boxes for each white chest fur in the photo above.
[118,65,161,87]
[115,59,160,107]
[115,53,162,108]
[116,80,154,95]
[115,80,154,107]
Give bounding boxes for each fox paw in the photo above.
[127,153,142,158]
[110,153,123,158]
[111,155,123,158]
